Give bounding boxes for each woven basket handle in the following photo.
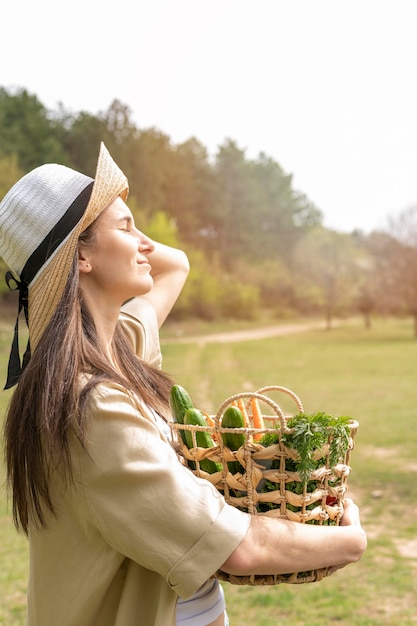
[255,385,304,413]
[214,391,289,432]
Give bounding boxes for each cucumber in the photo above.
[184,408,222,474]
[184,408,216,448]
[170,385,195,446]
[222,406,245,449]
[221,406,245,474]
[169,385,194,424]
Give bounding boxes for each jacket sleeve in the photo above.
[76,382,250,599]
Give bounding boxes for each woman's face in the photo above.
[79,197,155,307]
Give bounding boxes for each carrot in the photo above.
[237,398,250,428]
[201,411,218,441]
[204,412,215,428]
[250,397,264,440]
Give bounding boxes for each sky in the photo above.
[1,0,416,233]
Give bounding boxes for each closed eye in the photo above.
[119,216,133,231]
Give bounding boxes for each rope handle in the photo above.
[214,390,291,432]
[255,385,304,413]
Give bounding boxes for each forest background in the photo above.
[1,86,417,333]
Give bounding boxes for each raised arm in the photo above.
[220,498,367,576]
[130,241,190,328]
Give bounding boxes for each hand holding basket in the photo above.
[171,385,358,585]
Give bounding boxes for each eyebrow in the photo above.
[117,215,133,224]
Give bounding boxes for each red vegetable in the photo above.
[326,496,337,506]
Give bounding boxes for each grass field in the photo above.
[1,316,417,625]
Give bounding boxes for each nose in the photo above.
[137,230,155,255]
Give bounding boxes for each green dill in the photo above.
[257,412,352,520]
[282,412,351,485]
[258,432,280,447]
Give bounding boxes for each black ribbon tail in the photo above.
[4,317,24,389]
[4,271,31,390]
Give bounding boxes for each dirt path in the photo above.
[162,320,330,345]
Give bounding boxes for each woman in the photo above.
[118,244,230,626]
[0,143,366,626]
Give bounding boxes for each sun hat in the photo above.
[0,142,129,388]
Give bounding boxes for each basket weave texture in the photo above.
[171,385,358,586]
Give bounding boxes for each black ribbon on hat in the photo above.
[4,272,31,389]
[4,181,94,389]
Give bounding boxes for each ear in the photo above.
[78,245,92,274]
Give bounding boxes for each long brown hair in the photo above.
[4,231,174,535]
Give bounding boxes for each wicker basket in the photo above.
[171,385,358,585]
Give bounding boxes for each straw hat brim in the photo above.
[28,143,129,350]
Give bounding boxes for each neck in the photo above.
[93,312,120,364]
[80,289,120,364]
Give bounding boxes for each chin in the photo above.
[136,280,154,297]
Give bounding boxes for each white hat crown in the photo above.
[0,164,93,279]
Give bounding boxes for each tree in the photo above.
[352,230,397,327]
[380,206,417,336]
[0,155,25,294]
[0,87,65,170]
[212,139,259,267]
[162,138,216,249]
[210,142,323,268]
[103,99,137,146]
[59,110,109,174]
[0,153,22,198]
[293,227,361,328]
[231,256,296,314]
[121,128,173,215]
[249,153,322,260]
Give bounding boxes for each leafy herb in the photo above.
[282,412,351,485]
[258,431,280,447]
[257,412,352,522]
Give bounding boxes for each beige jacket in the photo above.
[26,299,249,626]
